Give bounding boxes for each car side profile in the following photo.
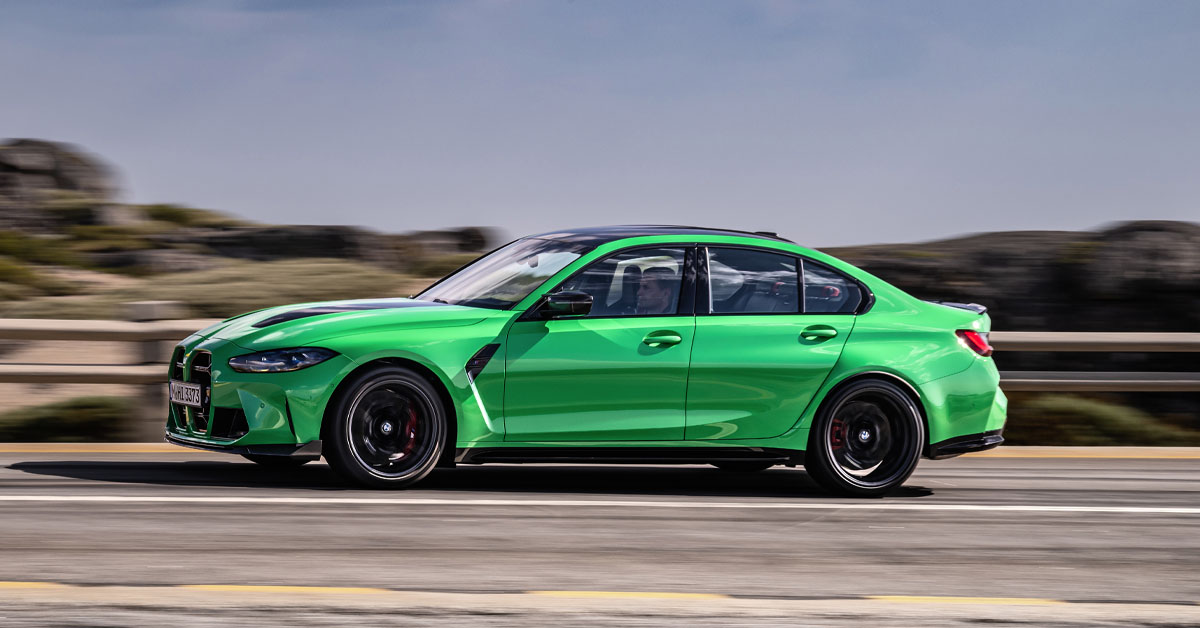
[165,225,1006,496]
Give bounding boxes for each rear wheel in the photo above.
[804,379,924,497]
[241,454,312,468]
[711,461,774,473]
[323,366,447,489]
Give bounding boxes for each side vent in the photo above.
[465,343,501,380]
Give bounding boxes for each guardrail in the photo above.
[989,331,1200,392]
[0,320,1196,438]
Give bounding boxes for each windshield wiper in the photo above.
[431,298,450,304]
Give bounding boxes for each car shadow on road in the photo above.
[8,460,934,499]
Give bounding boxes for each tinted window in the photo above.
[707,248,799,314]
[557,248,687,317]
[803,262,862,313]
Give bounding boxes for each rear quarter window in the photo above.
[803,262,862,314]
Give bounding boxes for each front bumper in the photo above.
[165,336,354,450]
[165,433,323,459]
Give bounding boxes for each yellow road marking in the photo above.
[528,590,729,600]
[0,444,197,454]
[976,450,1200,459]
[869,595,1065,606]
[0,581,73,589]
[180,585,389,594]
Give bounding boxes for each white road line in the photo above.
[0,495,1197,514]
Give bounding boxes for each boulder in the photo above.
[0,138,115,202]
[0,139,118,232]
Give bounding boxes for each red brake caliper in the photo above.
[398,407,418,459]
[830,416,846,451]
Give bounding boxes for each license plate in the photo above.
[169,380,203,408]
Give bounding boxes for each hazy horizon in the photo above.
[4,1,1198,247]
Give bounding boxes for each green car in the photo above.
[165,226,1005,496]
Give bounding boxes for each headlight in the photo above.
[227,347,338,373]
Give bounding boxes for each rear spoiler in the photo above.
[925,300,987,315]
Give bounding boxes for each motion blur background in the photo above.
[0,0,1197,443]
[1,4,1199,627]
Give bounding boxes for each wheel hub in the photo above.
[347,383,431,477]
[820,388,924,491]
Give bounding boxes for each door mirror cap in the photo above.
[542,291,593,317]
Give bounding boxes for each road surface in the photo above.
[0,445,1196,626]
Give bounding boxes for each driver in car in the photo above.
[636,267,677,315]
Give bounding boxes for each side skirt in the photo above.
[455,446,804,466]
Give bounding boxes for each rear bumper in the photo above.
[926,429,1004,460]
[165,432,322,459]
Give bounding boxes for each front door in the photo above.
[504,246,695,441]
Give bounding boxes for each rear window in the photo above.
[707,248,800,314]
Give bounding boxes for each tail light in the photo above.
[956,330,993,357]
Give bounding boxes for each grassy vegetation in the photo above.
[0,256,80,297]
[0,396,134,442]
[1004,394,1200,446]
[65,225,159,253]
[0,231,82,266]
[0,258,433,319]
[410,252,482,277]
[138,204,249,228]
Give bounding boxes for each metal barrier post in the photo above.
[126,301,184,441]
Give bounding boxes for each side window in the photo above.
[557,248,687,317]
[707,248,799,314]
[803,261,862,313]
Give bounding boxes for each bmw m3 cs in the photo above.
[166,226,1006,496]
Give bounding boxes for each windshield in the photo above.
[417,238,590,310]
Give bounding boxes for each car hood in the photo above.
[199,298,495,350]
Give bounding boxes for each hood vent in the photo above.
[252,300,442,328]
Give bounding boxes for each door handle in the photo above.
[800,325,838,340]
[643,331,683,347]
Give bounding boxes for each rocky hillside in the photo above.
[824,220,1200,333]
[0,139,493,281]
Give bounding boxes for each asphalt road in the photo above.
[0,446,1197,627]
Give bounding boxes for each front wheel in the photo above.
[323,366,447,489]
[804,379,924,497]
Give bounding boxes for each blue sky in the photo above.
[3,0,1198,246]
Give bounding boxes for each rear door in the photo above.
[685,246,858,440]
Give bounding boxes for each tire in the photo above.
[711,461,775,473]
[323,365,447,489]
[241,454,312,468]
[804,379,925,497]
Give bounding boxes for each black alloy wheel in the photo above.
[805,379,924,497]
[324,366,447,488]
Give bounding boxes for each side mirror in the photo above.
[542,291,592,317]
